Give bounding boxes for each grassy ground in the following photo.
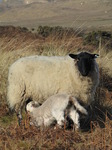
[0,26,112,150]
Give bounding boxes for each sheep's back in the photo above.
[8,55,98,105]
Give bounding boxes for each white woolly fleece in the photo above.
[7,55,99,113]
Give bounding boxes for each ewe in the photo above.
[7,52,99,124]
[26,94,88,130]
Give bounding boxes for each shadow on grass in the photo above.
[80,102,112,132]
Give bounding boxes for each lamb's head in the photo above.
[69,52,99,76]
[26,101,40,113]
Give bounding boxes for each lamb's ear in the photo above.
[93,54,99,59]
[69,54,78,59]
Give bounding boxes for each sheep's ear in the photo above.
[69,54,78,59]
[93,54,99,59]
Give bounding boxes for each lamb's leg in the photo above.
[69,108,80,131]
[52,110,65,127]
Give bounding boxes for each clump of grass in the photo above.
[98,51,112,77]
[83,30,112,49]
[37,25,78,38]
[83,116,112,150]
[0,114,16,127]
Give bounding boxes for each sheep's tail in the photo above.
[69,96,88,115]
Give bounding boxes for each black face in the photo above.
[69,52,99,76]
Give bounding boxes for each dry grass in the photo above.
[0,110,112,150]
[0,26,112,150]
[98,50,112,77]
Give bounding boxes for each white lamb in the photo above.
[26,94,88,130]
[7,52,99,124]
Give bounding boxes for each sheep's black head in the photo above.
[69,52,99,76]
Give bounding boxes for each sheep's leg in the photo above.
[7,78,26,126]
[15,105,22,126]
[15,103,23,126]
[17,110,22,126]
[69,109,80,130]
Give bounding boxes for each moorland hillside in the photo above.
[0,0,112,29]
